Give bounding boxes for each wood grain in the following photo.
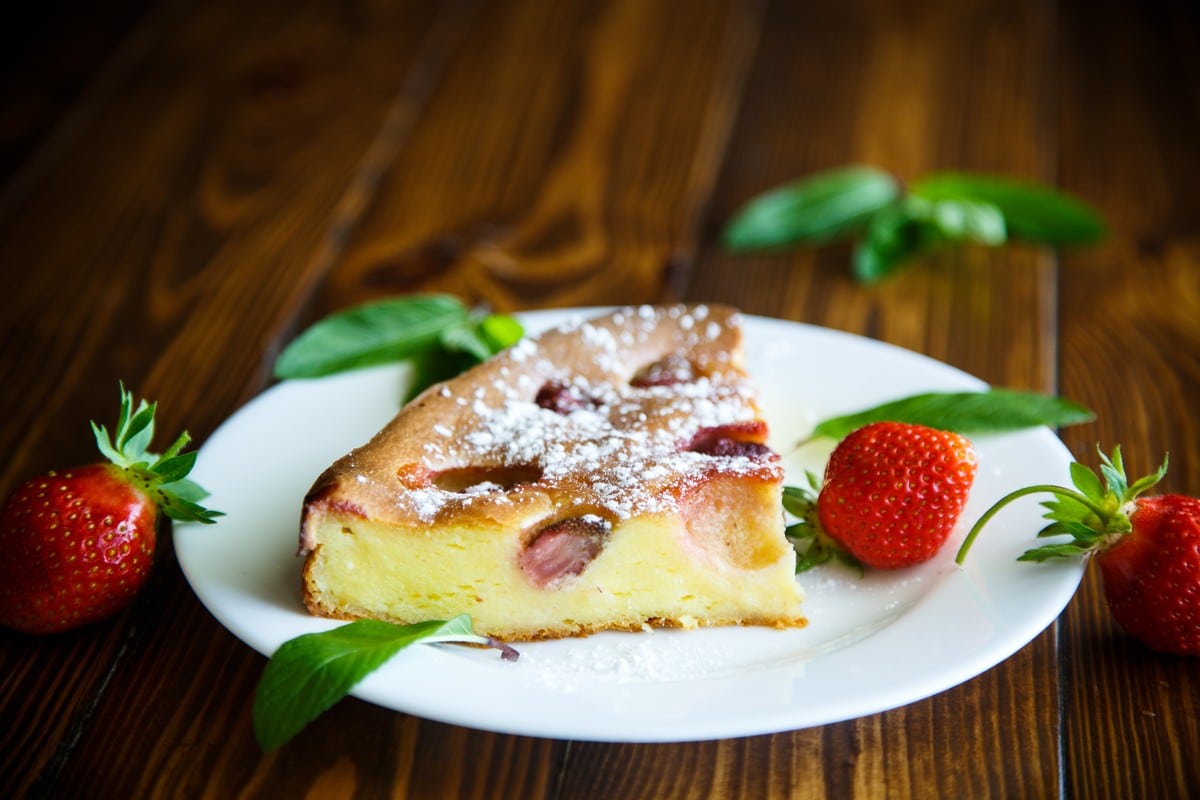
[1056,2,1200,797]
[1,0,1197,796]
[322,0,764,313]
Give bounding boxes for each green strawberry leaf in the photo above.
[93,383,222,524]
[121,402,157,459]
[159,477,211,504]
[1017,542,1093,562]
[91,421,125,466]
[808,389,1095,442]
[151,451,199,484]
[253,616,518,752]
[1127,457,1168,497]
[722,165,900,251]
[1069,460,1105,500]
[1041,495,1094,525]
[780,477,864,576]
[155,430,192,463]
[274,295,472,379]
[781,479,820,518]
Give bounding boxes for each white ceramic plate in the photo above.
[175,309,1083,743]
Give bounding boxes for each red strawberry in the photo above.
[957,447,1199,656]
[0,384,220,634]
[785,421,978,570]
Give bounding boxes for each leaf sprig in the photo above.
[253,615,518,751]
[722,165,1106,281]
[274,294,524,401]
[805,388,1095,443]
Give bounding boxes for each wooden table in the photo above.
[3,1,1197,796]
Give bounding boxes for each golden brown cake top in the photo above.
[301,304,780,551]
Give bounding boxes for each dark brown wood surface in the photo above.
[2,0,1197,797]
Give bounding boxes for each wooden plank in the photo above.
[1055,1,1200,797]
[320,0,765,313]
[0,0,155,193]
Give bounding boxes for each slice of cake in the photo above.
[299,304,805,641]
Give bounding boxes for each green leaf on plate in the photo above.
[273,294,526,401]
[438,321,496,362]
[478,313,525,352]
[401,343,481,403]
[396,312,526,402]
[911,172,1106,246]
[253,615,518,752]
[808,389,1096,442]
[722,165,900,251]
[273,294,471,379]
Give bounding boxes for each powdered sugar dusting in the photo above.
[523,631,737,689]
[376,305,780,523]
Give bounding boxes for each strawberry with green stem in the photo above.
[957,446,1200,656]
[787,421,979,571]
[0,384,221,634]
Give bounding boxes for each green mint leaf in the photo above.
[441,314,525,363]
[402,343,483,403]
[911,173,1106,246]
[479,313,524,351]
[722,165,900,251]
[274,295,471,379]
[403,314,526,402]
[808,389,1095,441]
[852,194,1008,282]
[253,616,516,751]
[916,196,1007,245]
[439,323,494,362]
[851,200,934,282]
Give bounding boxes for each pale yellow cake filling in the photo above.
[303,478,804,640]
